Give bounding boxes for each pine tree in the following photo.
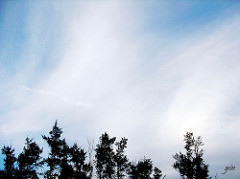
[127,162,138,179]
[173,132,209,179]
[114,137,128,179]
[1,146,17,178]
[17,137,43,178]
[95,132,116,179]
[42,120,70,178]
[59,141,74,179]
[137,158,153,179]
[128,158,153,179]
[70,143,90,178]
[128,158,165,179]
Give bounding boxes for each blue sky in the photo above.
[1,1,240,178]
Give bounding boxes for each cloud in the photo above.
[0,1,240,178]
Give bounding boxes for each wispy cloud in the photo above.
[0,1,240,178]
[18,85,91,107]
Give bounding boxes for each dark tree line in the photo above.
[0,121,209,178]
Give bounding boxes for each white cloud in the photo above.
[1,1,240,178]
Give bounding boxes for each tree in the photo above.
[42,120,70,178]
[95,132,116,179]
[128,158,153,179]
[59,142,74,179]
[173,132,209,179]
[1,145,17,178]
[70,143,90,178]
[0,122,169,178]
[114,137,128,179]
[127,162,138,179]
[137,158,153,179]
[17,137,43,178]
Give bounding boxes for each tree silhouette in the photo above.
[42,120,69,178]
[128,158,165,179]
[127,162,138,179]
[95,132,116,179]
[1,145,17,178]
[70,143,90,178]
[59,141,74,179]
[114,137,128,179]
[0,121,167,179]
[173,132,209,179]
[128,158,153,179]
[137,158,153,178]
[16,137,43,178]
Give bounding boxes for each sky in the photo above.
[0,0,240,178]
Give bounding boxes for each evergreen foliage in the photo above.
[114,137,128,179]
[95,132,116,179]
[173,132,209,179]
[42,120,69,178]
[0,121,216,178]
[127,158,165,179]
[1,145,17,178]
[16,137,43,178]
[70,143,90,178]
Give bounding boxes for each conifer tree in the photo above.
[114,137,128,179]
[59,141,73,179]
[127,162,138,179]
[42,120,70,178]
[173,132,209,179]
[70,143,90,178]
[1,145,17,178]
[128,158,153,179]
[95,132,116,179]
[17,137,43,178]
[128,158,165,179]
